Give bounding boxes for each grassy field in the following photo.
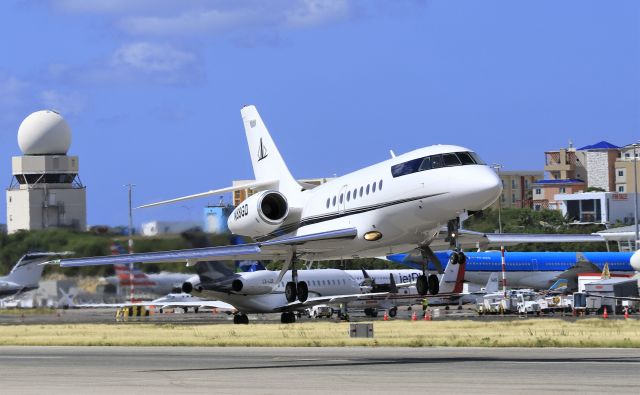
[0,319,639,347]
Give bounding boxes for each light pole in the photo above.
[492,164,506,294]
[633,144,639,249]
[124,183,136,303]
[492,164,503,233]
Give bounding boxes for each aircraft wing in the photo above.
[428,228,605,250]
[277,292,391,311]
[152,301,235,310]
[278,291,463,311]
[55,228,358,268]
[73,300,235,310]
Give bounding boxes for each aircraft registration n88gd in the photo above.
[58,105,502,303]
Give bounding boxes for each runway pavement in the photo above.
[1,346,639,394]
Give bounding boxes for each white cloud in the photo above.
[119,8,260,37]
[285,0,351,29]
[112,42,197,73]
[51,0,357,38]
[40,90,87,115]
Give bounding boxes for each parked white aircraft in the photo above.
[182,262,456,324]
[57,105,503,307]
[69,289,234,313]
[339,263,467,317]
[0,252,72,300]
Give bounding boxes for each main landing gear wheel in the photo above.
[428,274,439,295]
[280,312,296,324]
[417,275,429,296]
[388,307,398,318]
[233,314,249,325]
[448,251,467,266]
[296,281,309,303]
[285,282,297,303]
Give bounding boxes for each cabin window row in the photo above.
[391,151,485,178]
[279,279,347,287]
[325,180,384,209]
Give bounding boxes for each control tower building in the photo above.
[6,110,86,233]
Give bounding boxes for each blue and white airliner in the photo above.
[387,251,635,290]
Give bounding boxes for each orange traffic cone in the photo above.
[383,311,389,321]
[423,311,429,321]
[411,311,417,321]
[624,307,629,319]
[602,306,609,319]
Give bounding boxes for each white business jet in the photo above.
[182,261,423,323]
[57,105,502,308]
[1,252,73,300]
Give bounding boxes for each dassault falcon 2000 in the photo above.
[57,105,502,303]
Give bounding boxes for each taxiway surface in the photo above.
[1,346,639,394]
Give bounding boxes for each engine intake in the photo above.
[228,190,289,237]
[228,271,278,295]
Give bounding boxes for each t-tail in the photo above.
[484,273,499,293]
[241,105,301,197]
[4,253,71,289]
[439,259,466,294]
[548,278,568,292]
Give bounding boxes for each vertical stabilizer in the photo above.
[4,254,46,287]
[485,273,499,293]
[241,105,301,196]
[439,260,466,294]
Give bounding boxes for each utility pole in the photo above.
[124,183,136,303]
[493,164,506,295]
[634,144,639,250]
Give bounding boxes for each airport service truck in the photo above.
[306,305,333,319]
[477,290,541,315]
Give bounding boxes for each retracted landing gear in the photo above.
[285,254,309,303]
[233,313,249,325]
[280,311,296,324]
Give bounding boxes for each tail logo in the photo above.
[257,137,268,162]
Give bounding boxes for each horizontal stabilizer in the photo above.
[136,179,277,209]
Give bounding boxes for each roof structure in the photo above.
[578,141,620,150]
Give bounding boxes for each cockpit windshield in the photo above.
[391,151,485,178]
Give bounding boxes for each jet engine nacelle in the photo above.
[228,190,289,238]
[231,271,278,295]
[181,280,201,294]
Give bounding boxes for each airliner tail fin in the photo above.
[241,105,300,196]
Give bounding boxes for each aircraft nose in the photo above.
[631,250,640,272]
[468,167,502,210]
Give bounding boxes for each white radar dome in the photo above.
[17,110,72,155]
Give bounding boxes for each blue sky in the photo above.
[0,1,638,227]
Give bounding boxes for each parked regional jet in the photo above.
[57,105,504,302]
[181,261,465,323]
[339,262,467,317]
[0,252,72,299]
[387,250,635,291]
